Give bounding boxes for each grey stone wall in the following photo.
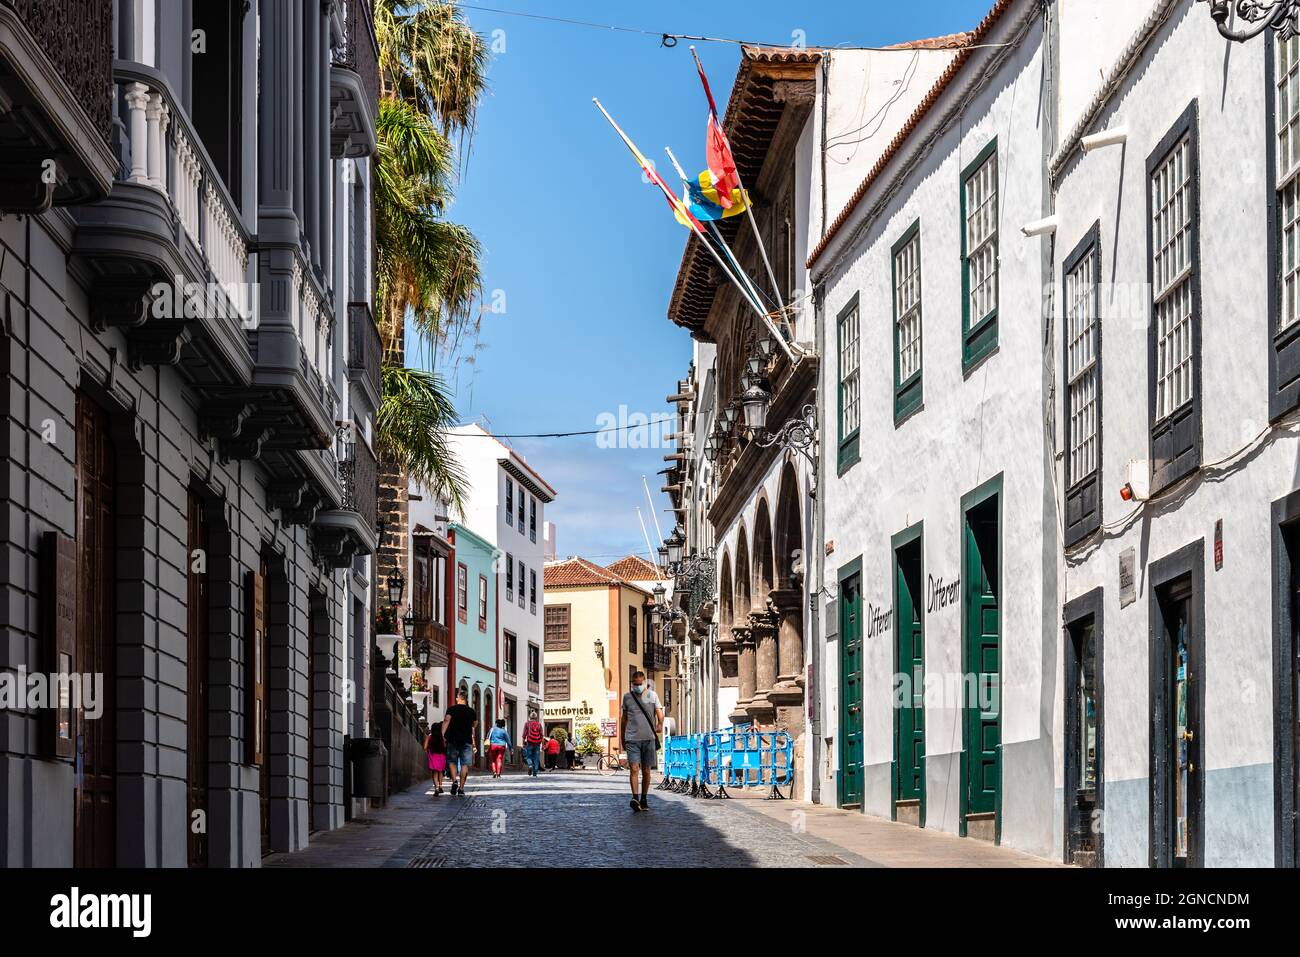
[0,209,348,867]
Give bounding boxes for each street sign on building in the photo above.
[600,719,617,738]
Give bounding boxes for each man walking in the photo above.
[441,688,478,795]
[619,670,662,812]
[522,711,545,777]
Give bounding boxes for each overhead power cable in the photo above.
[456,4,1010,52]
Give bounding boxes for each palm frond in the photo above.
[377,364,468,511]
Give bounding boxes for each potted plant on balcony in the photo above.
[375,603,403,669]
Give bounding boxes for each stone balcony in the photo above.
[312,428,380,567]
[71,62,254,393]
[0,0,116,212]
[329,0,379,159]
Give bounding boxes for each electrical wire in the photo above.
[456,3,1014,52]
[452,421,680,439]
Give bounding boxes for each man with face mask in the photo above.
[619,669,663,812]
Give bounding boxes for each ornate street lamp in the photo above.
[741,380,771,432]
[593,638,605,662]
[386,570,405,607]
[745,403,822,498]
[414,638,433,669]
[1199,0,1298,41]
[720,402,739,430]
[402,607,417,641]
[666,526,685,565]
[756,331,778,360]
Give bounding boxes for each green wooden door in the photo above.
[964,510,1000,817]
[839,569,864,807]
[895,545,924,804]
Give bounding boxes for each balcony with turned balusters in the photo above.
[70,62,255,396]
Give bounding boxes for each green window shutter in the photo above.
[961,137,1000,371]
[892,219,923,423]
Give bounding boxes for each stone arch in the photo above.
[734,525,751,619]
[718,550,733,632]
[774,461,803,590]
[753,498,775,605]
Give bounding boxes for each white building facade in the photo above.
[437,424,556,744]
[809,0,1054,851]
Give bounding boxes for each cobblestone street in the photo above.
[265,769,1060,868]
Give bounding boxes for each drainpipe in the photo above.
[809,280,826,804]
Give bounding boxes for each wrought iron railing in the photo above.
[4,0,113,145]
[332,0,380,113]
[646,641,673,672]
[338,431,378,532]
[347,301,382,399]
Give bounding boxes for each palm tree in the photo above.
[371,0,487,511]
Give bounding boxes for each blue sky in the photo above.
[426,1,990,564]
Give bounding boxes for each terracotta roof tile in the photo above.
[605,556,664,581]
[807,0,1017,271]
[543,557,623,588]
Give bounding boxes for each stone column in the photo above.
[767,587,806,796]
[730,626,754,723]
[748,608,778,727]
[770,587,806,694]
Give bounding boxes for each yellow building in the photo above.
[542,556,679,752]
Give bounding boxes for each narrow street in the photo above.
[265,770,1059,868]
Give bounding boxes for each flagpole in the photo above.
[664,147,796,362]
[663,146,771,312]
[691,46,795,342]
[593,98,786,349]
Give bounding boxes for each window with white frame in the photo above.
[505,553,514,601]
[837,296,860,469]
[1278,31,1300,330]
[506,478,514,524]
[517,488,525,534]
[1146,102,1201,494]
[892,223,922,419]
[964,149,999,331]
[517,561,526,607]
[1066,251,1099,486]
[1151,134,1195,421]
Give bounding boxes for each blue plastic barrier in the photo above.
[663,725,795,800]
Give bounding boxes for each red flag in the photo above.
[694,48,739,209]
[707,113,740,209]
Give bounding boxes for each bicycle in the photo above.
[597,752,627,775]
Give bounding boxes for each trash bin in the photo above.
[349,737,387,799]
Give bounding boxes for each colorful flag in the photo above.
[694,49,740,208]
[593,98,706,233]
[674,171,749,227]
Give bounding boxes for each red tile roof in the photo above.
[544,557,624,588]
[807,0,1017,271]
[605,556,664,581]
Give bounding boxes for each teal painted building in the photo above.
[449,523,500,758]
